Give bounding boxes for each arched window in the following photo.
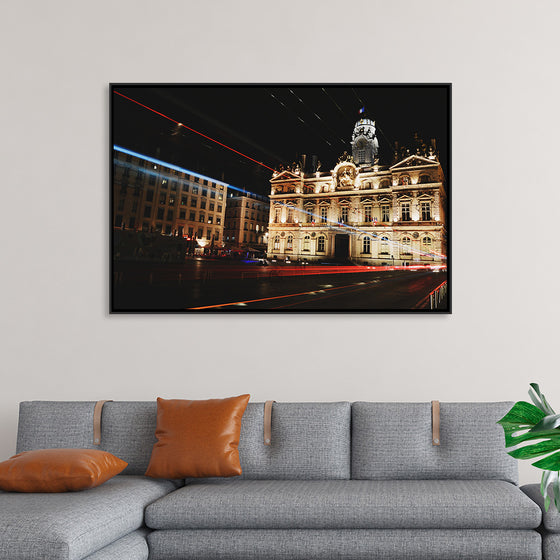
[286,235,293,250]
[380,236,390,255]
[399,175,411,186]
[273,235,280,251]
[421,236,433,260]
[362,236,371,254]
[418,174,431,184]
[379,179,391,188]
[303,235,310,252]
[317,236,326,252]
[401,236,412,256]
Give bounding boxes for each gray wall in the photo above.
[1,0,559,485]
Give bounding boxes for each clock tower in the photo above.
[351,115,379,166]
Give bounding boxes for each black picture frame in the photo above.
[110,84,451,313]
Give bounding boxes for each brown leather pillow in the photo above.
[145,394,250,479]
[0,448,128,492]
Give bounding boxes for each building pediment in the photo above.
[271,170,301,181]
[390,155,438,170]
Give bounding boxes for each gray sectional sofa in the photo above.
[0,400,556,559]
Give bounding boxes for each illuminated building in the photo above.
[112,146,227,244]
[267,117,447,265]
[224,192,270,250]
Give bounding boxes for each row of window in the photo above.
[271,235,434,255]
[115,158,223,191]
[274,202,432,224]
[273,174,434,195]
[118,181,224,204]
[114,216,220,241]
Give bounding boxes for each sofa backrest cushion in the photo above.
[17,401,352,479]
[351,402,518,484]
[238,402,351,480]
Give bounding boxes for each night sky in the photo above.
[111,85,449,195]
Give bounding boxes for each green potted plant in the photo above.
[497,383,560,512]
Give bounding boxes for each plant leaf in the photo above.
[554,476,560,512]
[497,401,545,427]
[532,451,560,471]
[509,439,560,460]
[541,470,557,495]
[529,383,556,415]
[529,414,560,432]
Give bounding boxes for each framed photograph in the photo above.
[111,84,450,313]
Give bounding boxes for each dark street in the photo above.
[112,260,447,312]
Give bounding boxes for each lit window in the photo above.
[274,208,280,223]
[401,202,411,221]
[320,207,328,223]
[317,236,326,252]
[380,236,390,255]
[421,201,431,221]
[340,207,348,223]
[303,235,310,251]
[273,235,280,251]
[287,235,293,250]
[381,205,390,222]
[399,175,410,186]
[363,236,371,254]
[401,236,412,256]
[306,208,314,223]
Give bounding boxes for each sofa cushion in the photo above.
[83,529,149,560]
[147,529,541,560]
[0,475,179,560]
[238,402,351,479]
[544,533,560,560]
[0,449,127,492]
[522,483,560,533]
[145,395,250,479]
[145,479,541,530]
[352,402,518,483]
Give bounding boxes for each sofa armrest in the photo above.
[522,484,560,534]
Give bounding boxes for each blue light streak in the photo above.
[113,145,251,196]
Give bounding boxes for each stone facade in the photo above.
[113,147,227,245]
[224,192,270,250]
[266,119,447,265]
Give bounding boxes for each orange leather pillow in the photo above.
[145,394,250,479]
[0,448,128,492]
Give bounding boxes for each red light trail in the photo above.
[113,91,276,173]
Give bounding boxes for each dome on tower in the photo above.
[351,117,379,166]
